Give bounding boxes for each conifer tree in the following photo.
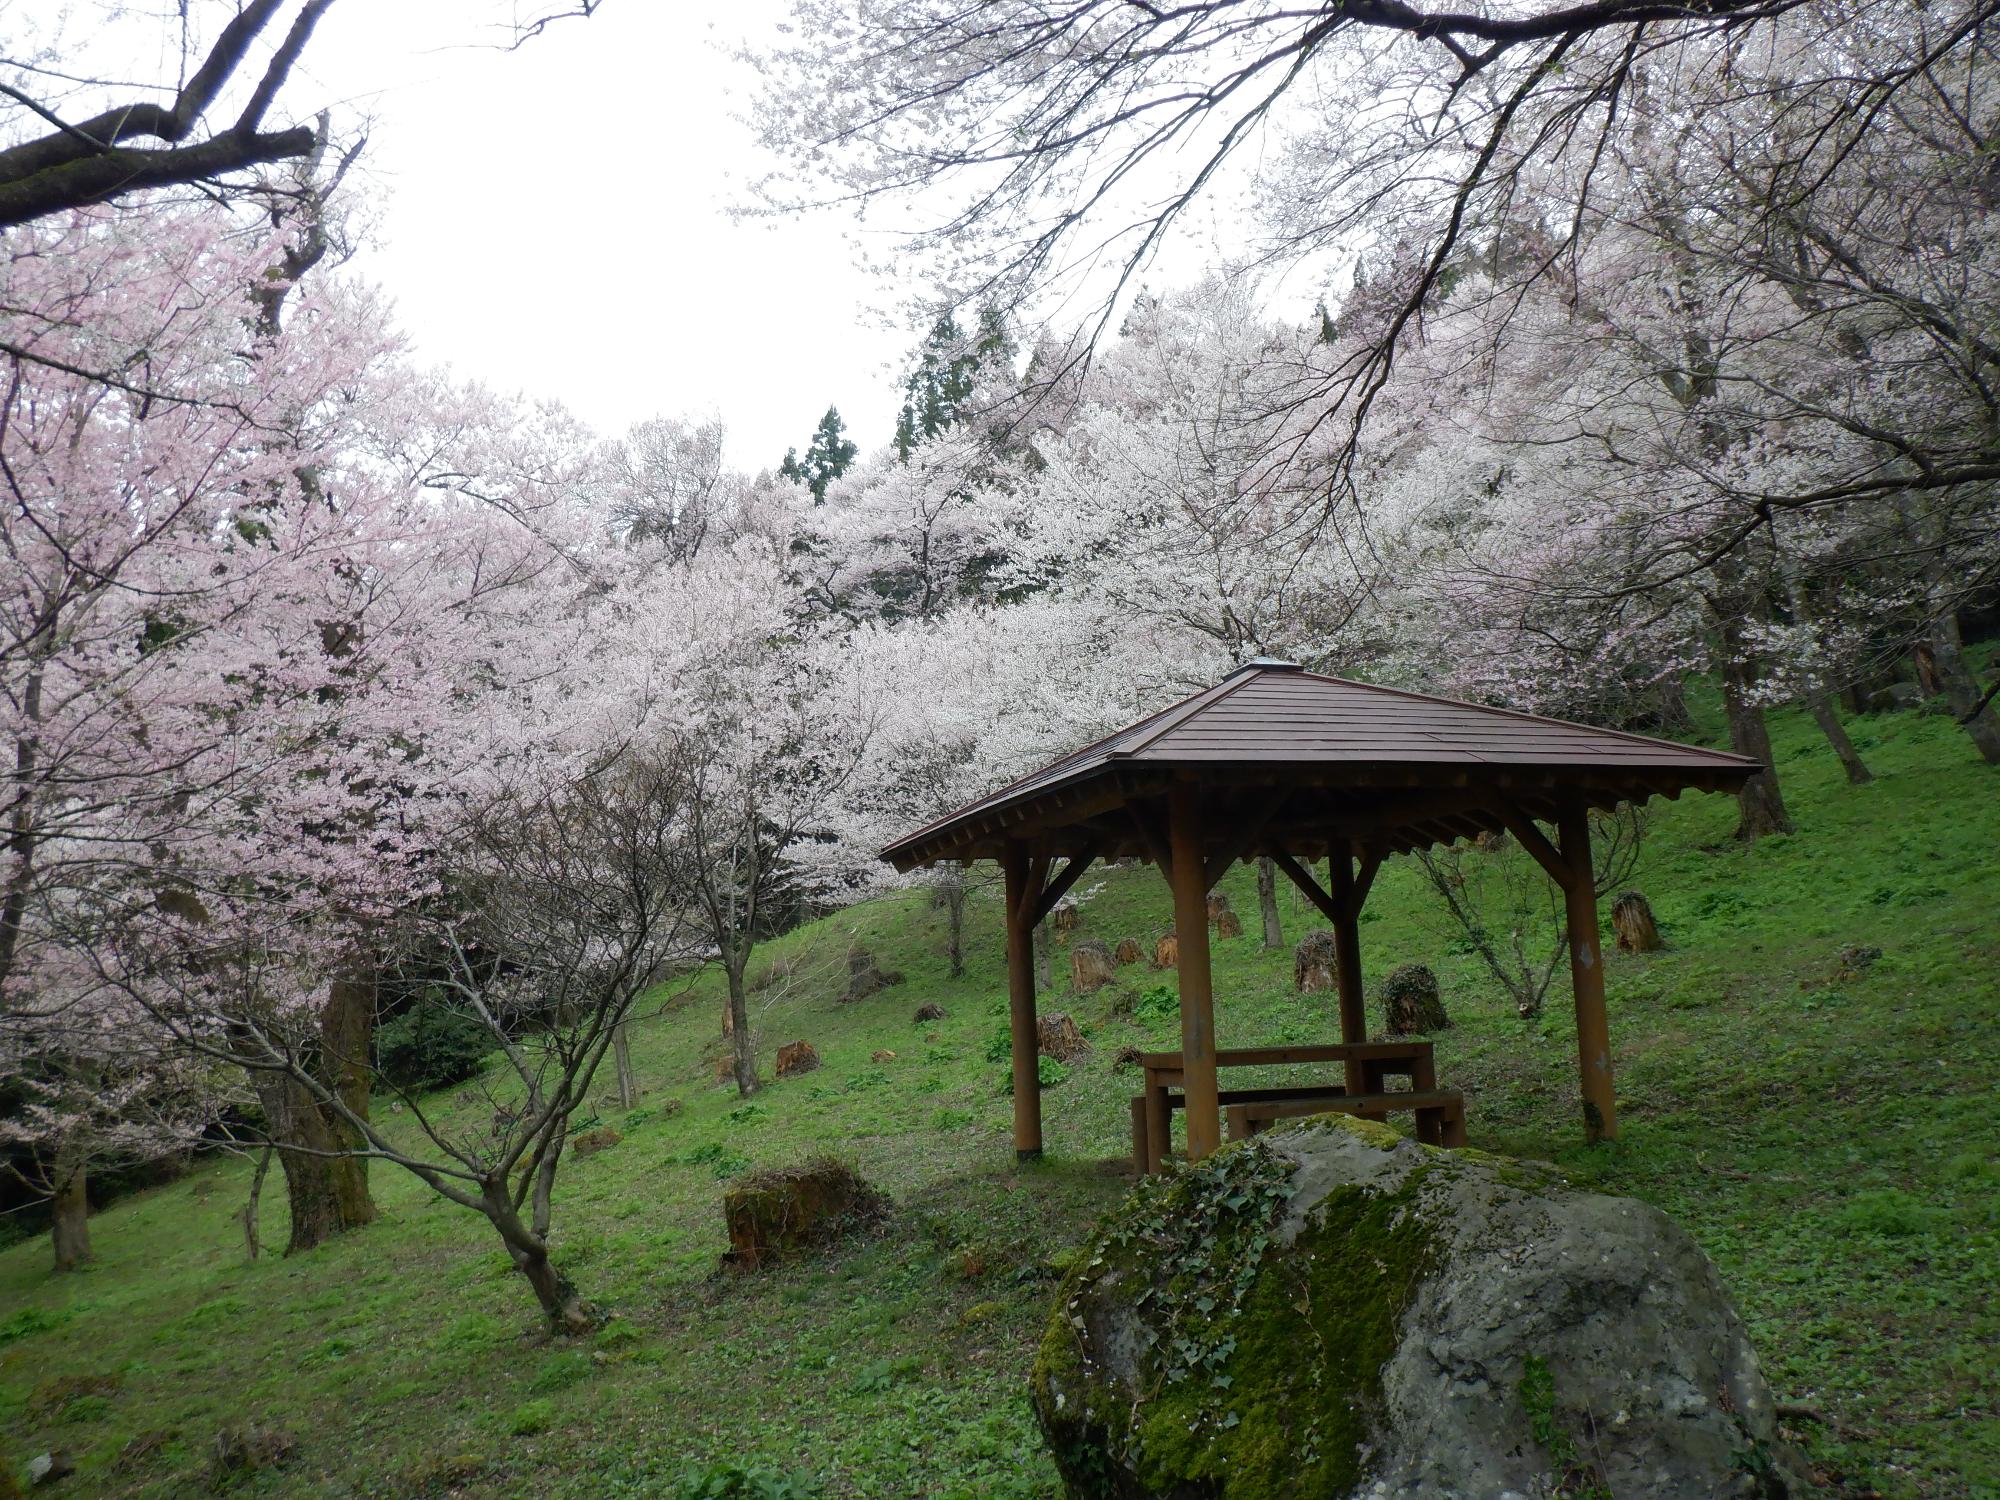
[779,406,860,504]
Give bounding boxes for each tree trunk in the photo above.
[1033,921,1052,991]
[513,1243,595,1334]
[725,952,758,1097]
[51,1150,91,1273]
[1925,616,2000,764]
[612,1021,637,1110]
[321,976,377,1229]
[1719,648,1794,839]
[244,1067,350,1255]
[241,1145,273,1261]
[1912,640,1942,696]
[482,1182,594,1334]
[1808,695,1874,785]
[943,878,967,979]
[1255,857,1283,949]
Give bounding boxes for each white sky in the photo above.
[17,0,1331,470]
[298,0,916,471]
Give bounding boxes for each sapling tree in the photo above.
[1415,808,1647,1021]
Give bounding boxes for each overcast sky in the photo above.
[298,1,915,472]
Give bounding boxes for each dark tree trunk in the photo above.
[481,1181,594,1334]
[1719,646,1794,839]
[725,951,758,1096]
[1256,857,1282,949]
[245,1068,351,1255]
[1809,695,1874,785]
[611,1021,637,1110]
[514,1245,594,1334]
[241,1145,273,1261]
[321,976,377,1229]
[1913,640,1943,696]
[943,879,967,979]
[51,1152,91,1273]
[1925,616,2000,764]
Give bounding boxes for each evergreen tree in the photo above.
[894,308,1011,461]
[779,406,860,505]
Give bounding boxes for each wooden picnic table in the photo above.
[1130,1041,1462,1172]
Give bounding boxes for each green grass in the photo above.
[2,697,1995,1498]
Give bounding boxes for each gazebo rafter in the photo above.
[884,660,1757,1163]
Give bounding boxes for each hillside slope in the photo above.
[1,701,1995,1498]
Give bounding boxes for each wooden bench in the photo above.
[1225,1088,1468,1148]
[1131,1041,1454,1172]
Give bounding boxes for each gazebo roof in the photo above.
[883,661,1757,870]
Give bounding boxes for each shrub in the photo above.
[375,994,493,1090]
[507,1399,556,1435]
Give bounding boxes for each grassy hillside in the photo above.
[2,699,1995,1499]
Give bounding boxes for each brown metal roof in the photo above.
[882,661,1757,870]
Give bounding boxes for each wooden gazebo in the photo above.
[882,661,1756,1162]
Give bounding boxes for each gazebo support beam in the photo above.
[1001,842,1043,1161]
[1270,849,1380,1092]
[1556,804,1617,1143]
[1167,784,1221,1161]
[1328,855,1369,1092]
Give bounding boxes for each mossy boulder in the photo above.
[1030,1116,1807,1499]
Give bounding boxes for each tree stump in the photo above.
[1214,908,1244,940]
[870,1049,898,1064]
[774,1040,821,1078]
[571,1126,622,1159]
[1206,891,1231,923]
[1294,930,1337,993]
[1381,963,1449,1036]
[1153,928,1178,969]
[1051,902,1081,936]
[842,947,903,1003]
[913,1001,947,1022]
[721,1159,889,1270]
[1114,937,1143,965]
[1037,1012,1089,1061]
[1071,939,1117,992]
[1611,892,1662,953]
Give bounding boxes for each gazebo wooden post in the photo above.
[1168,783,1221,1160]
[1556,803,1618,1143]
[1000,841,1043,1160]
[1328,853,1368,1094]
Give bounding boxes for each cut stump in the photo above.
[1071,939,1116,992]
[1114,937,1143,966]
[1612,892,1663,953]
[721,1159,890,1270]
[774,1041,821,1079]
[1294,930,1337,993]
[1381,963,1449,1036]
[1038,1012,1089,1061]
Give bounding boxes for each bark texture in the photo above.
[51,1154,91,1273]
[1256,857,1283,949]
[1809,695,1874,785]
[1927,616,2000,764]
